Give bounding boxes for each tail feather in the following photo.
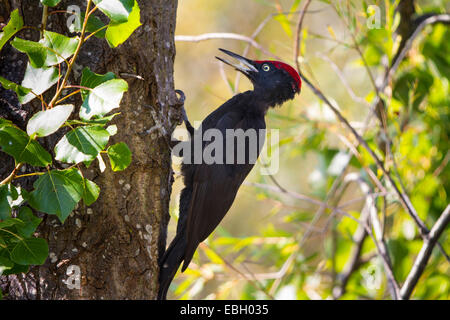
[157,233,186,300]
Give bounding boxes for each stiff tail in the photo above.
[157,233,186,300]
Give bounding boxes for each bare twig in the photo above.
[40,5,48,39]
[433,150,450,177]
[333,203,370,299]
[354,174,400,299]
[0,163,22,186]
[293,0,312,73]
[316,52,368,105]
[400,205,450,299]
[48,0,93,107]
[175,33,280,60]
[199,243,274,299]
[291,9,447,248]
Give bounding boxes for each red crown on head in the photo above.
[255,60,302,92]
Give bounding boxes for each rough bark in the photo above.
[0,0,179,299]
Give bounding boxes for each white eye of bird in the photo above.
[262,64,270,72]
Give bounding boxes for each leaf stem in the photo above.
[40,5,48,39]
[0,228,23,241]
[55,89,81,105]
[84,25,108,41]
[13,172,45,180]
[48,0,92,108]
[0,163,23,186]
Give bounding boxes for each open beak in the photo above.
[216,48,258,76]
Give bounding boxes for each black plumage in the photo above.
[158,49,301,300]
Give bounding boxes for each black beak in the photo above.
[216,48,258,76]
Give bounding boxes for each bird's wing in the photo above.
[181,112,258,271]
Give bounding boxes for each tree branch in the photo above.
[292,8,450,253]
[400,205,450,299]
[175,33,280,60]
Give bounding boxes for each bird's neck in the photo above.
[249,88,287,112]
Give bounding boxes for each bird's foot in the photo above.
[174,89,194,136]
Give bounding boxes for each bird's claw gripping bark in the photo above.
[174,89,194,136]
[175,89,186,106]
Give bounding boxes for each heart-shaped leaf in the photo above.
[28,168,84,222]
[80,79,128,120]
[27,104,74,137]
[107,142,132,171]
[54,125,110,164]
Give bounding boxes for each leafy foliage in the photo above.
[0,0,140,284]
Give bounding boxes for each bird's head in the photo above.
[216,48,301,107]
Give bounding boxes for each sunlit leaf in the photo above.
[94,0,134,23]
[27,104,73,137]
[79,79,128,120]
[107,142,132,171]
[54,125,111,164]
[0,9,24,51]
[105,0,141,47]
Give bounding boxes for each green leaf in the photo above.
[69,12,107,38]
[40,31,78,66]
[94,0,134,23]
[79,79,128,120]
[27,104,74,137]
[40,0,61,6]
[16,207,42,238]
[107,142,132,171]
[0,9,24,51]
[82,179,100,206]
[10,238,49,265]
[105,0,141,47]
[19,62,59,104]
[66,113,118,126]
[54,125,111,164]
[0,184,20,220]
[80,67,116,100]
[28,168,84,222]
[0,76,31,104]
[0,123,52,167]
[0,256,14,276]
[0,263,29,276]
[11,37,47,68]
[0,218,24,229]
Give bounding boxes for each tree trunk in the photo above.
[0,0,178,299]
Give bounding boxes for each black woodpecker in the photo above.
[158,49,301,300]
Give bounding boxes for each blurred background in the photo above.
[168,0,449,299]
